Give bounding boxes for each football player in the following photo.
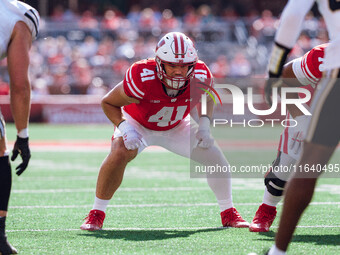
[0,1,40,254]
[81,32,249,231]
[264,0,340,254]
[250,44,327,233]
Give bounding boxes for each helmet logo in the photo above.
[172,33,186,58]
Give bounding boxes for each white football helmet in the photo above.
[155,32,198,90]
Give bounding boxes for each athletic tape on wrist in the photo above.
[198,116,211,131]
[117,120,133,133]
[18,128,29,138]
[268,42,291,77]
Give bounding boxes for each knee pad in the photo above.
[264,153,287,196]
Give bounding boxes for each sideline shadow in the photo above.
[78,227,225,241]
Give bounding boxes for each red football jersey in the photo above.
[123,58,213,131]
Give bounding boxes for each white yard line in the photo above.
[11,185,340,193]
[7,225,340,233]
[11,187,210,193]
[29,146,168,153]
[10,201,340,209]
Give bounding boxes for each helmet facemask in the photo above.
[156,58,196,90]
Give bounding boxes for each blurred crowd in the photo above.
[0,4,328,96]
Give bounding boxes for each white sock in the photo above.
[92,197,110,213]
[268,245,286,255]
[207,177,233,211]
[262,187,282,207]
[217,198,233,212]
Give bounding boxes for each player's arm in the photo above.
[195,96,214,149]
[102,81,145,150]
[196,64,215,121]
[195,69,215,149]
[265,0,315,104]
[196,95,214,120]
[101,81,139,127]
[7,22,33,175]
[281,61,305,119]
[274,0,315,51]
[7,22,32,135]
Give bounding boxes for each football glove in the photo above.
[11,136,31,176]
[118,120,146,150]
[196,116,214,149]
[264,77,283,106]
[265,42,291,106]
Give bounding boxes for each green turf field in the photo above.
[4,124,340,255]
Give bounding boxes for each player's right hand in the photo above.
[11,136,31,176]
[264,77,283,106]
[196,116,214,149]
[265,42,291,106]
[118,120,146,150]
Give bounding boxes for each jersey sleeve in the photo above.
[205,64,214,88]
[292,44,325,86]
[192,62,220,105]
[123,63,145,100]
[17,2,40,40]
[194,62,214,88]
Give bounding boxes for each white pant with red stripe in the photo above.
[114,111,210,158]
[114,110,233,211]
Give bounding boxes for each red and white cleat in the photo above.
[220,207,250,228]
[249,203,277,232]
[80,209,106,231]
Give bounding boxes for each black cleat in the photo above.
[0,217,17,254]
[0,237,18,254]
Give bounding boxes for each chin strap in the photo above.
[165,87,180,97]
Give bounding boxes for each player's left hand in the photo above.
[196,116,214,149]
[196,130,214,149]
[11,136,31,176]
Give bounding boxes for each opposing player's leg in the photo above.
[275,143,335,252]
[159,116,249,228]
[250,152,295,232]
[0,112,18,254]
[271,69,340,253]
